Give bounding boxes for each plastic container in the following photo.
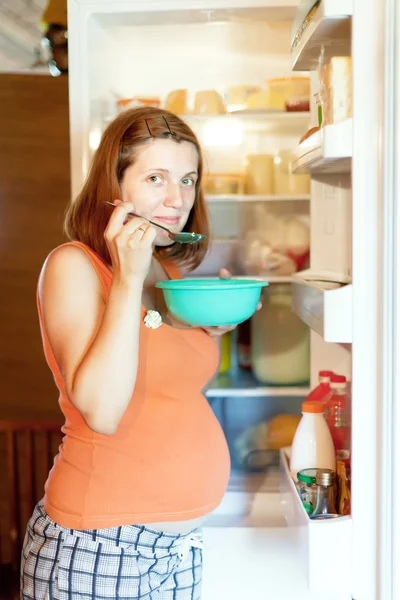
[203,173,245,195]
[251,284,310,385]
[273,150,310,195]
[156,278,268,327]
[245,154,274,194]
[264,77,310,111]
[324,375,351,462]
[290,400,336,476]
[285,97,310,112]
[306,370,333,403]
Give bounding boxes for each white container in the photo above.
[290,400,336,476]
[251,284,310,385]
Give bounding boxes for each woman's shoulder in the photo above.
[42,242,92,274]
[40,242,106,293]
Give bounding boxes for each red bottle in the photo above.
[306,370,333,403]
[324,375,351,464]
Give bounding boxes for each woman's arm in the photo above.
[40,203,156,435]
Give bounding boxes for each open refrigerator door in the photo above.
[67,0,400,598]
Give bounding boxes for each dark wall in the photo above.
[0,74,70,418]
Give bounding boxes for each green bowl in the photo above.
[155,278,268,326]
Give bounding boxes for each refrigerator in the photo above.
[67,1,400,599]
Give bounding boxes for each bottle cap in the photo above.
[330,374,347,389]
[316,468,336,486]
[319,370,333,380]
[302,400,325,414]
[330,374,346,383]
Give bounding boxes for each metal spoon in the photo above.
[104,201,205,244]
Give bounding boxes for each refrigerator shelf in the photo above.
[292,118,352,174]
[280,448,352,597]
[292,0,353,71]
[182,110,311,121]
[205,194,310,203]
[206,369,309,398]
[292,271,352,343]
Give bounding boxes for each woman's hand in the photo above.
[104,200,157,283]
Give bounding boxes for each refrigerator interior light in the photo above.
[201,119,243,147]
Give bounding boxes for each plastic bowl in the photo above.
[155,278,268,326]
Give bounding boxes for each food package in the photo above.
[165,89,187,115]
[336,460,351,515]
[238,209,310,276]
[239,237,298,276]
[117,97,160,112]
[246,91,271,110]
[291,0,321,52]
[194,90,226,115]
[234,414,302,471]
[226,85,261,111]
[320,57,352,125]
[264,77,310,111]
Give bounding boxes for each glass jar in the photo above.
[273,150,310,195]
[314,92,323,127]
[311,469,338,517]
[296,468,318,511]
[251,284,310,385]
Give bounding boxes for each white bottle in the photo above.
[290,400,336,476]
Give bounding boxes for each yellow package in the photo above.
[320,57,352,125]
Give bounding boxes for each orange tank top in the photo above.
[38,242,230,530]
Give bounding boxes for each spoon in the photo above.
[104,201,206,244]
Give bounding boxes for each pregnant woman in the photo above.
[21,107,234,600]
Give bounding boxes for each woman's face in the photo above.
[120,138,199,247]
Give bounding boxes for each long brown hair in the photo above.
[64,106,210,270]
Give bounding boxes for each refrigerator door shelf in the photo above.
[292,0,353,71]
[280,448,352,598]
[292,271,352,343]
[292,119,352,175]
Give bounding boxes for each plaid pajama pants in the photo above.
[21,501,203,600]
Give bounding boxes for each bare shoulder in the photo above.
[38,244,106,381]
[39,244,103,303]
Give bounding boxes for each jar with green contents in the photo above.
[296,468,318,512]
